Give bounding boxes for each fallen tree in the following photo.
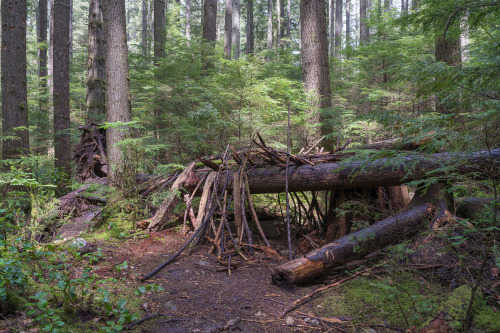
[271,204,435,285]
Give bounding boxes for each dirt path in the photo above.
[96,229,330,333]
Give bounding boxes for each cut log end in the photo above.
[272,257,325,285]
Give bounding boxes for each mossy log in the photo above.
[271,204,435,285]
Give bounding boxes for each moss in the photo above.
[441,284,478,329]
[317,271,444,328]
[474,305,500,332]
[0,291,27,313]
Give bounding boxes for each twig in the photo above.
[282,263,386,317]
[127,313,165,329]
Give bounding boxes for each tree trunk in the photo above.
[434,29,461,113]
[286,0,291,39]
[300,0,332,147]
[87,0,106,124]
[154,0,166,62]
[345,0,350,56]
[402,0,408,14]
[224,0,232,58]
[1,0,29,159]
[266,0,272,50]
[328,0,334,56]
[185,0,191,40]
[53,0,71,193]
[360,0,368,45]
[142,0,148,56]
[277,0,281,48]
[36,0,49,156]
[69,0,73,61]
[334,0,342,59]
[245,0,254,54]
[213,149,500,195]
[231,0,240,59]
[202,0,217,42]
[102,0,133,189]
[271,204,434,285]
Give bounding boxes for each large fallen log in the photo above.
[215,149,499,195]
[271,204,435,285]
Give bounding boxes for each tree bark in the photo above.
[224,0,232,58]
[300,0,332,147]
[334,0,342,59]
[202,0,217,42]
[277,0,281,48]
[154,0,166,62]
[360,0,368,45]
[142,0,148,56]
[329,0,334,56]
[286,0,291,39]
[1,0,29,159]
[267,0,273,50]
[345,0,350,56]
[231,0,240,59]
[272,204,435,285]
[36,0,49,156]
[213,149,500,195]
[434,28,461,113]
[245,0,254,54]
[53,0,71,192]
[87,0,106,124]
[185,0,191,40]
[102,0,133,189]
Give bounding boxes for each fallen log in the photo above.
[214,149,499,195]
[271,204,435,285]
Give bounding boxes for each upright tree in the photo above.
[202,0,218,42]
[286,0,291,39]
[36,0,49,155]
[154,0,166,62]
[277,0,281,47]
[246,0,254,54]
[435,31,461,112]
[360,0,369,45]
[185,0,191,40]
[224,0,232,58]
[329,0,334,55]
[231,0,240,58]
[266,0,273,50]
[1,0,29,159]
[300,0,332,145]
[334,0,342,58]
[142,0,148,56]
[345,0,350,55]
[53,0,71,190]
[102,0,132,188]
[87,0,106,123]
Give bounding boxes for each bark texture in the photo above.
[36,0,49,154]
[272,204,435,285]
[53,0,71,183]
[102,0,133,188]
[185,0,191,40]
[153,0,166,62]
[245,0,254,54]
[345,0,350,53]
[300,0,332,146]
[231,0,240,59]
[266,0,272,50]
[329,0,333,55]
[224,0,232,58]
[1,0,29,159]
[435,29,462,113]
[142,0,148,56]
[360,0,368,45]
[87,0,106,123]
[334,0,342,59]
[202,0,217,42]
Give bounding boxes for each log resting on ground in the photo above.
[271,204,435,285]
[214,149,499,195]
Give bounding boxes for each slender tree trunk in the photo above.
[102,0,133,189]
[267,0,273,50]
[286,0,291,39]
[142,0,148,56]
[345,0,350,54]
[277,0,281,48]
[87,0,106,124]
[53,0,71,192]
[434,30,461,113]
[231,0,240,59]
[216,0,223,41]
[329,0,334,55]
[148,0,153,58]
[246,0,254,54]
[154,0,166,62]
[334,0,342,59]
[37,0,49,155]
[69,0,73,61]
[1,0,29,159]
[223,0,232,58]
[360,0,368,45]
[401,0,408,14]
[300,0,332,147]
[185,0,191,40]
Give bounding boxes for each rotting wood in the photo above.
[195,171,217,230]
[271,204,435,285]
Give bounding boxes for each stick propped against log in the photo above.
[271,204,435,285]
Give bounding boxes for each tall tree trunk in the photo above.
[267,0,273,50]
[224,0,232,58]
[185,0,191,40]
[277,0,281,48]
[286,0,291,39]
[202,0,218,42]
[87,0,106,124]
[153,0,166,144]
[142,0,148,57]
[329,0,334,55]
[245,0,254,54]
[434,31,461,113]
[53,0,71,192]
[300,0,332,147]
[1,0,29,159]
[69,0,73,61]
[334,0,342,59]
[102,0,133,189]
[216,0,223,41]
[401,0,408,14]
[36,0,48,155]
[231,0,240,59]
[360,0,368,45]
[345,0,350,54]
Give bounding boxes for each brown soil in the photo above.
[94,229,336,333]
